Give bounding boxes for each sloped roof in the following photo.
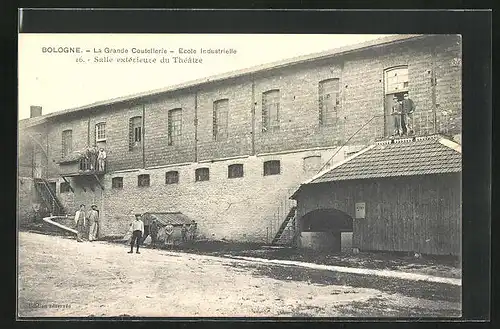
[309,135,462,184]
[141,212,193,226]
[19,34,426,126]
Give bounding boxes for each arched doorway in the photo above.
[298,208,353,252]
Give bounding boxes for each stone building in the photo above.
[17,34,462,243]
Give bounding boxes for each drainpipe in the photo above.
[142,104,146,169]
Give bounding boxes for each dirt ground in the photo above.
[17,232,461,318]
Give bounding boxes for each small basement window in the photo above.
[112,177,123,189]
[60,182,71,193]
[165,171,179,184]
[138,174,150,187]
[263,160,281,176]
[195,168,210,182]
[228,164,244,179]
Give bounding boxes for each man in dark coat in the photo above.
[391,95,403,136]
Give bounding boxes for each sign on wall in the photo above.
[355,202,366,219]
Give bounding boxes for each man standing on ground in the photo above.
[129,214,144,254]
[74,204,86,242]
[181,224,188,243]
[87,204,99,242]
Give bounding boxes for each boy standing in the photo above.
[129,214,144,254]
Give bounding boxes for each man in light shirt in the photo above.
[74,204,86,242]
[128,214,144,254]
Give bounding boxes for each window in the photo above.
[165,171,179,184]
[262,90,280,132]
[138,174,150,187]
[195,168,210,182]
[303,156,322,173]
[61,129,72,157]
[95,122,106,142]
[263,160,281,176]
[228,164,244,179]
[129,116,142,150]
[319,78,340,126]
[60,182,71,193]
[385,66,409,94]
[168,108,182,146]
[112,177,123,189]
[213,99,229,141]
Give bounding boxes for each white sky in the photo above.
[18,34,393,120]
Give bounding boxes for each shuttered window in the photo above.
[168,108,182,146]
[195,168,210,182]
[165,171,179,184]
[319,78,340,126]
[138,174,150,187]
[213,99,229,141]
[228,164,244,178]
[263,160,281,176]
[262,90,280,133]
[112,177,123,189]
[61,129,72,157]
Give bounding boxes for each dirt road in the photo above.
[17,232,461,317]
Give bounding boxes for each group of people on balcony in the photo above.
[79,146,107,172]
[391,93,416,136]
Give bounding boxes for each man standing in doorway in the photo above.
[129,214,144,254]
[87,204,100,242]
[74,204,86,242]
[401,93,416,135]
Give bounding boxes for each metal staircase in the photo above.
[271,206,297,245]
[33,177,66,215]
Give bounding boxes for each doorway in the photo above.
[384,66,409,137]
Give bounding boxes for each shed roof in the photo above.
[292,135,461,198]
[141,212,193,226]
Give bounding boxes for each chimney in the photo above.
[30,106,42,118]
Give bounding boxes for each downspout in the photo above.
[87,117,91,147]
[251,76,256,155]
[142,104,146,169]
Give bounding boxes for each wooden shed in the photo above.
[291,135,462,256]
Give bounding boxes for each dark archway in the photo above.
[300,208,353,232]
